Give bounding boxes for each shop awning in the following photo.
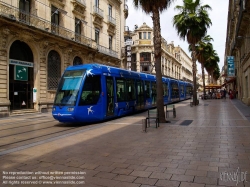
[205,84,222,89]
[221,77,236,87]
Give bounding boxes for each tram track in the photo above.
[0,113,89,155]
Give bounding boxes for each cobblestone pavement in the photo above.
[0,98,250,187]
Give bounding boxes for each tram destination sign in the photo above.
[14,65,28,81]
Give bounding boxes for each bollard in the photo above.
[173,105,176,118]
[142,119,147,132]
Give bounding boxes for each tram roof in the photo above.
[66,63,162,81]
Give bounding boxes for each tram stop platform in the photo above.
[0,97,250,187]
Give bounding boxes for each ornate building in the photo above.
[225,0,250,105]
[0,0,127,117]
[128,23,192,81]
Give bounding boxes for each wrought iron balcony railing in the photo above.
[97,45,118,58]
[93,5,103,18]
[0,1,121,59]
[0,1,95,49]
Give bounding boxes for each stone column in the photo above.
[0,28,10,117]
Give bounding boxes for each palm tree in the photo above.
[132,0,175,122]
[173,0,212,105]
[196,35,213,97]
[212,64,220,82]
[205,49,220,84]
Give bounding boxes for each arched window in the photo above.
[73,56,82,66]
[48,50,61,90]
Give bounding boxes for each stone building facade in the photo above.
[225,0,250,105]
[128,23,193,81]
[0,0,127,117]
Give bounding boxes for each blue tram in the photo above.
[52,64,193,123]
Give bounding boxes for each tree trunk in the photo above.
[191,44,198,105]
[202,63,206,98]
[152,8,165,122]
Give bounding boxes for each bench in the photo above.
[166,105,176,118]
[146,108,159,129]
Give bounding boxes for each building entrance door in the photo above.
[9,64,34,110]
[9,40,34,111]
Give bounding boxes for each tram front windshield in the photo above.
[54,69,85,106]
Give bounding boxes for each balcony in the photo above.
[0,2,96,49]
[71,0,86,16]
[107,15,116,34]
[124,4,128,19]
[97,45,118,58]
[48,0,65,7]
[93,5,103,28]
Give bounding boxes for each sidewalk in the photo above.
[0,98,250,187]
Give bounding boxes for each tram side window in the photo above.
[79,75,101,105]
[126,79,136,100]
[151,82,156,104]
[116,78,125,101]
[180,85,184,95]
[171,83,179,98]
[145,81,150,99]
[163,83,168,97]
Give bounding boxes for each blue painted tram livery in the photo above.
[52,64,193,123]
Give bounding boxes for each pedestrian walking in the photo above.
[223,89,227,99]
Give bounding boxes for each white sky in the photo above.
[125,0,229,74]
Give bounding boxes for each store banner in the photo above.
[14,65,28,81]
[227,56,235,77]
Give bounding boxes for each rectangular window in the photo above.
[95,28,100,44]
[163,83,168,96]
[139,32,142,39]
[75,18,81,42]
[51,6,59,34]
[143,32,146,39]
[95,0,99,7]
[145,81,150,99]
[108,4,112,16]
[126,79,135,100]
[51,6,59,25]
[116,78,125,101]
[79,75,101,106]
[109,35,112,50]
[19,0,30,23]
[75,18,81,34]
[140,53,151,62]
[148,32,151,39]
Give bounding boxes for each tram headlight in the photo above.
[67,107,74,112]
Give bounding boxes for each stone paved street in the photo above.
[0,98,250,187]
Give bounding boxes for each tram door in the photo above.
[106,77,115,116]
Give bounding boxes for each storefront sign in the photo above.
[14,65,28,81]
[126,40,132,70]
[9,59,34,67]
[227,56,235,77]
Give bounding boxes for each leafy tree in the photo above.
[132,0,175,122]
[173,0,212,105]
